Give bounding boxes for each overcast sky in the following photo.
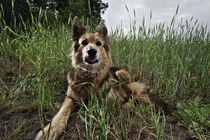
[102,0,210,33]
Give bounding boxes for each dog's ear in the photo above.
[95,19,108,38]
[72,17,86,41]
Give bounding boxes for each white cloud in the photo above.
[102,0,210,33]
[135,4,144,9]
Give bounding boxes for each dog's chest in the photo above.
[67,68,110,100]
[69,68,108,91]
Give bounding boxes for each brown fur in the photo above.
[35,17,150,140]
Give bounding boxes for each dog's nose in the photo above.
[87,48,97,57]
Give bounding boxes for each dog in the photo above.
[35,17,150,140]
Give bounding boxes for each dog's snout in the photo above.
[87,48,97,57]
[83,47,99,64]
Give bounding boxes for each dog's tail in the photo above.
[35,96,74,140]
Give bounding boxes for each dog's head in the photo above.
[70,17,111,73]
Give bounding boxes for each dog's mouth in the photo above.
[85,56,99,64]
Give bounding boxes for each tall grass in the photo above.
[110,14,209,103]
[0,7,209,139]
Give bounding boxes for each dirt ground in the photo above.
[0,93,197,140]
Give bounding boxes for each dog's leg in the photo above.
[35,96,74,140]
[115,69,132,99]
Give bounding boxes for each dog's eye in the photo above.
[81,40,88,46]
[96,41,102,46]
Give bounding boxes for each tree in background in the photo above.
[54,0,108,22]
[0,0,30,26]
[0,0,108,26]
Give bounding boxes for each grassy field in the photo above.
[0,11,209,139]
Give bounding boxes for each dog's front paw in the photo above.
[35,96,73,140]
[35,124,60,140]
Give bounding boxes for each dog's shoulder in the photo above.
[109,66,121,80]
[109,66,131,84]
